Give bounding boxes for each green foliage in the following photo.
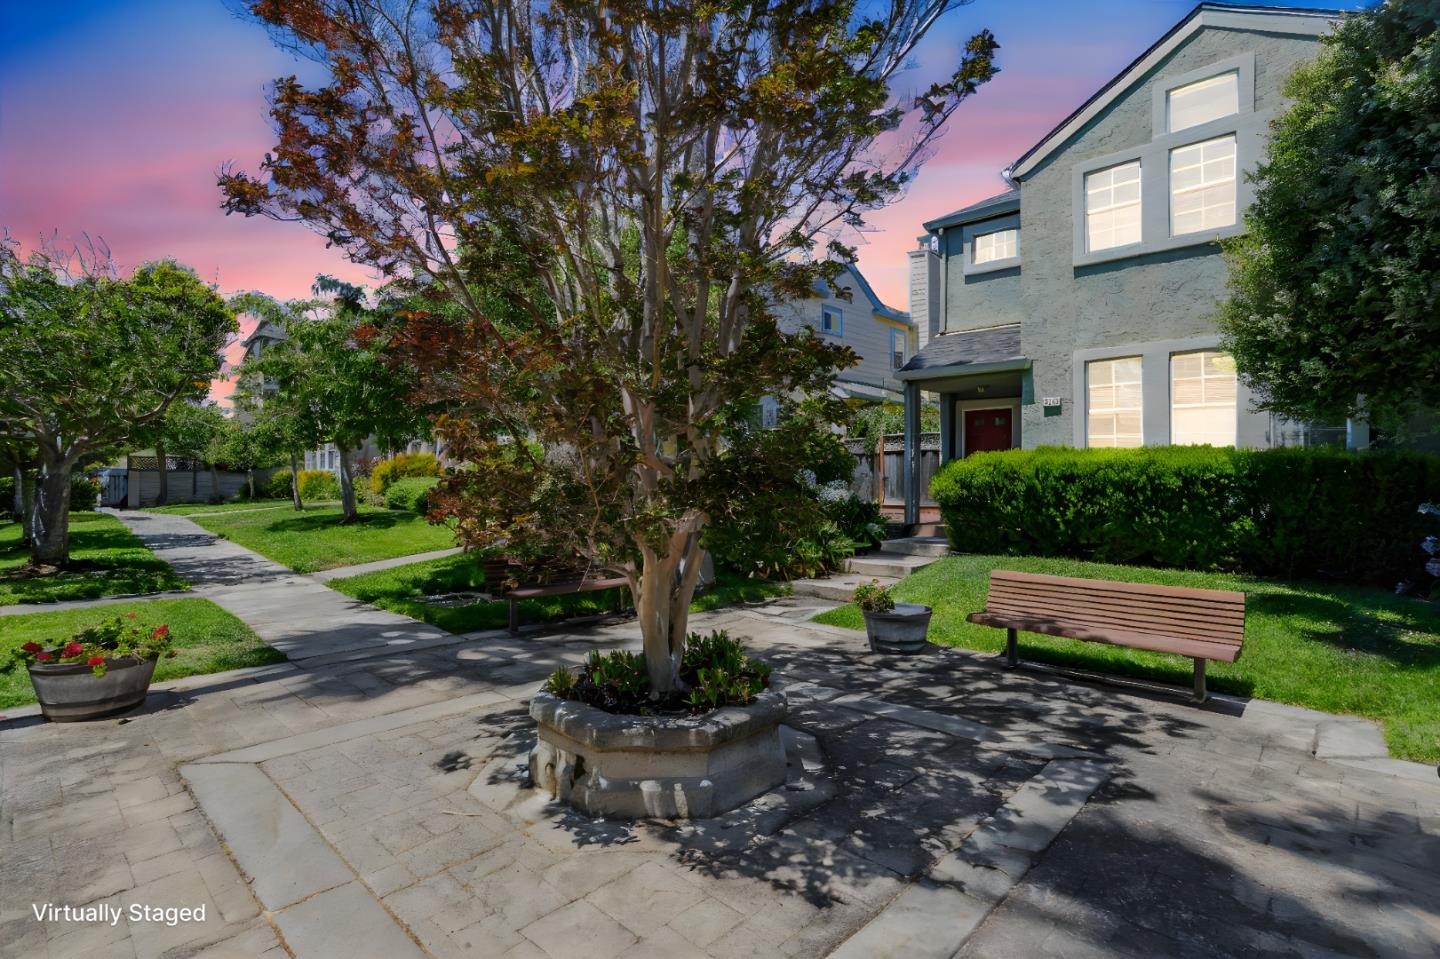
[295,470,340,501]
[1217,0,1440,429]
[384,476,438,514]
[931,447,1440,585]
[69,476,100,511]
[821,493,886,550]
[852,579,896,613]
[370,452,439,494]
[189,503,454,574]
[542,667,577,699]
[849,403,941,445]
[7,612,175,677]
[0,513,188,606]
[157,402,227,464]
[264,471,295,500]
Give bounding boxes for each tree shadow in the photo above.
[1248,590,1440,670]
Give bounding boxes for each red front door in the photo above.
[964,408,1014,456]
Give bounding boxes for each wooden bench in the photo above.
[483,557,630,635]
[966,570,1245,702]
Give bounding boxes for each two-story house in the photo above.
[764,263,920,425]
[897,2,1355,524]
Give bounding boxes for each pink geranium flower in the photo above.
[87,656,105,667]
[152,625,169,639]
[21,642,43,654]
[62,642,84,657]
[35,652,52,661]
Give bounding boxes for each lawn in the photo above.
[191,504,456,573]
[0,598,284,709]
[0,514,187,606]
[814,554,1440,765]
[140,498,337,516]
[328,553,789,634]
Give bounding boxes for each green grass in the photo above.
[814,554,1440,764]
[191,504,456,574]
[328,553,789,634]
[140,499,338,516]
[0,515,188,607]
[0,598,285,709]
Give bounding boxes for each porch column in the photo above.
[939,394,955,462]
[903,380,921,527]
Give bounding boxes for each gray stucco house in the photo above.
[898,2,1355,524]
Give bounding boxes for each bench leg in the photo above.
[1004,628,1018,668]
[508,599,520,636]
[1192,657,1207,703]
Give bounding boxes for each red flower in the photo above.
[87,655,105,667]
[21,642,43,654]
[125,612,138,619]
[63,642,84,657]
[152,625,169,639]
[35,652,52,661]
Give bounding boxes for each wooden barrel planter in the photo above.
[27,657,158,722]
[861,603,934,654]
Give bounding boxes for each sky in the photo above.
[0,0,1361,402]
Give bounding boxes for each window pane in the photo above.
[1087,357,1143,448]
[1170,350,1237,446]
[1167,72,1239,132]
[1170,135,1236,236]
[1085,162,1142,252]
[974,228,1017,264]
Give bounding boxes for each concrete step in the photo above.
[845,550,939,579]
[909,522,947,537]
[880,535,952,558]
[790,572,900,603]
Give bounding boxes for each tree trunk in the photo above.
[289,452,303,510]
[29,460,73,568]
[18,470,35,546]
[337,445,358,523]
[247,470,256,501]
[155,442,169,506]
[208,462,221,503]
[10,464,22,522]
[633,528,706,694]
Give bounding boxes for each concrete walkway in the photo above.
[109,510,452,661]
[307,547,465,583]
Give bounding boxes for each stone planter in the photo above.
[529,689,788,820]
[27,657,158,722]
[862,603,933,654]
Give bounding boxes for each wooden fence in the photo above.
[845,432,941,508]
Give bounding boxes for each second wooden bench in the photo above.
[484,557,631,635]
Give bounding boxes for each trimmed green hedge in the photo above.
[384,476,438,514]
[931,446,1440,584]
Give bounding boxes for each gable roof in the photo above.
[1006,2,1340,181]
[897,323,1023,377]
[923,189,1020,233]
[815,263,911,324]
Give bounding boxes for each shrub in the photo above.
[370,452,439,494]
[541,630,771,715]
[296,469,340,501]
[930,446,1440,585]
[70,475,101,511]
[264,470,294,500]
[384,476,439,514]
[820,486,886,550]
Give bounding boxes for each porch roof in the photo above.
[896,324,1027,381]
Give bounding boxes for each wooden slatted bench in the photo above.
[484,557,630,635]
[966,570,1246,702]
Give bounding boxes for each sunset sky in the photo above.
[0,1,1359,403]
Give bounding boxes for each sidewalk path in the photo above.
[110,510,450,661]
[307,546,465,583]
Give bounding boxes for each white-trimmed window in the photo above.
[889,329,907,370]
[973,228,1018,264]
[1167,72,1239,133]
[1170,135,1236,236]
[1085,162,1142,252]
[820,306,842,337]
[1171,351,1237,446]
[1086,357,1143,448]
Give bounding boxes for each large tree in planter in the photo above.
[0,246,234,567]
[221,0,997,692]
[1217,0,1440,431]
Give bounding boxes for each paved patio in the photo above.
[2,592,1437,958]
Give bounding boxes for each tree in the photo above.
[0,245,234,567]
[243,282,427,522]
[152,401,227,504]
[1217,0,1440,430]
[208,417,276,500]
[221,0,997,692]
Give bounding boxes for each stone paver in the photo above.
[2,593,1436,959]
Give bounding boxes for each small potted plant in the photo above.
[7,613,175,722]
[853,579,932,654]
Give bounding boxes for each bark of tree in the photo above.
[29,459,73,568]
[19,471,35,546]
[337,445,357,523]
[288,452,303,510]
[10,464,22,522]
[155,442,169,506]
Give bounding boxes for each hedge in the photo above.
[0,475,100,512]
[930,446,1440,585]
[384,476,438,514]
[370,452,439,495]
[296,469,341,501]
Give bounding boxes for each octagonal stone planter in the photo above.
[529,689,788,820]
[862,603,933,654]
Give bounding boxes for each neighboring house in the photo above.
[764,263,919,425]
[897,2,1359,524]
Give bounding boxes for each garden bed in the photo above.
[814,554,1440,764]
